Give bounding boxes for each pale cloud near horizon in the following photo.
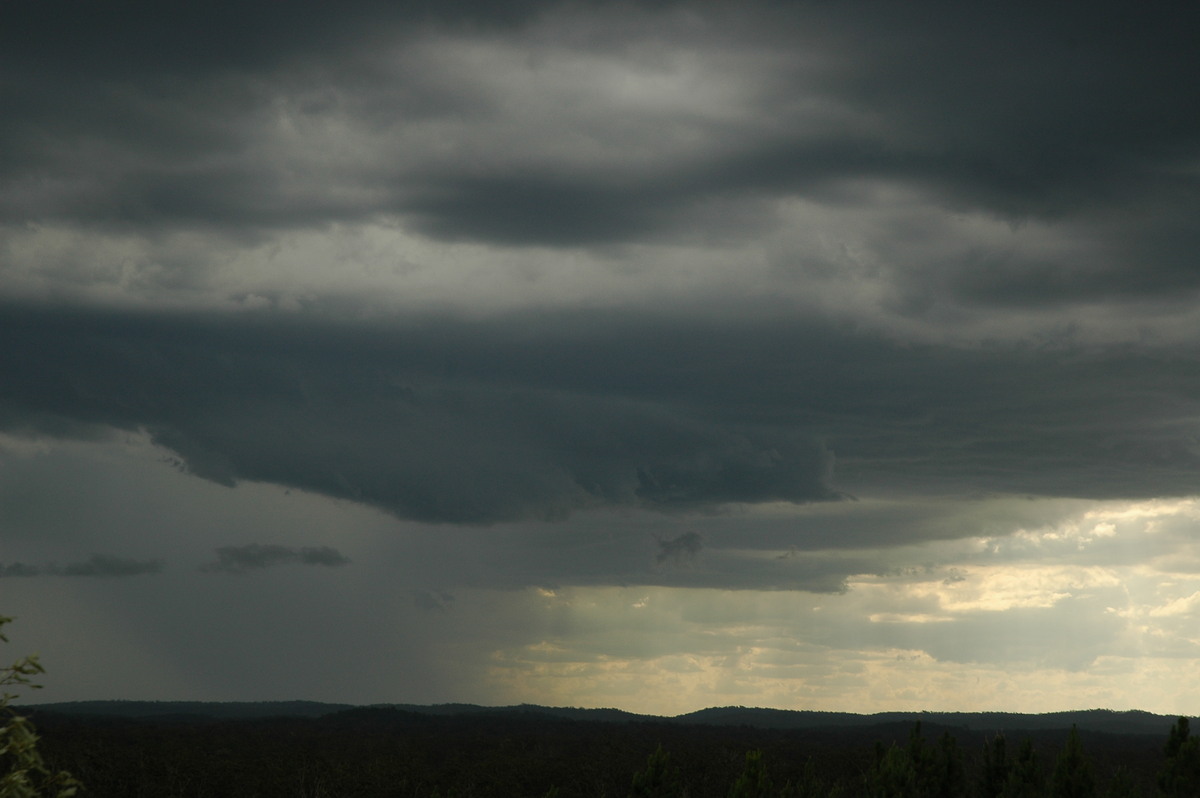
[484,499,1200,715]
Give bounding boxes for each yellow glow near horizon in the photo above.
[483,496,1200,716]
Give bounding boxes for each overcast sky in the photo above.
[3,1,1200,716]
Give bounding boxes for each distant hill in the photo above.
[674,707,1176,736]
[387,703,643,723]
[17,699,353,721]
[18,700,1184,736]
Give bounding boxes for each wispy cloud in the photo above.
[0,555,163,578]
[200,544,350,574]
[0,562,43,578]
[411,590,455,612]
[656,532,703,567]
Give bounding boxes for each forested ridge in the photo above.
[17,705,1200,797]
[18,702,1178,736]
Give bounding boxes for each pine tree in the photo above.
[729,750,772,798]
[865,741,919,798]
[630,744,683,798]
[1103,765,1139,798]
[980,733,1010,798]
[1049,725,1095,798]
[865,723,947,798]
[1001,738,1042,798]
[931,731,965,798]
[1158,717,1200,798]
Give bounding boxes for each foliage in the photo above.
[729,750,772,798]
[931,730,965,798]
[782,756,843,798]
[630,743,683,798]
[1049,725,1095,798]
[0,616,81,798]
[864,723,965,798]
[1001,737,1042,798]
[20,701,1197,797]
[1103,766,1140,798]
[865,741,920,797]
[979,733,1009,798]
[1157,716,1200,798]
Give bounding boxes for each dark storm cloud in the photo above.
[0,0,541,233]
[0,307,839,525]
[411,590,456,612]
[200,544,350,574]
[0,0,549,79]
[59,554,166,577]
[656,532,702,566]
[297,546,352,567]
[0,563,43,578]
[405,176,670,247]
[4,306,1200,535]
[2,2,1197,306]
[0,555,163,578]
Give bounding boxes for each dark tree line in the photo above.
[626,719,1200,798]
[18,708,1200,797]
[7,614,1197,797]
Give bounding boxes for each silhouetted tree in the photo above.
[1157,717,1200,798]
[1049,725,1095,798]
[1002,738,1042,798]
[1103,766,1140,798]
[630,744,683,798]
[729,750,772,798]
[787,756,843,798]
[865,740,920,798]
[864,723,965,798]
[980,733,1010,798]
[931,731,965,798]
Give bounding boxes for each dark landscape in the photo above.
[17,701,1200,796]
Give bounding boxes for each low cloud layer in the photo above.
[0,554,164,579]
[200,544,350,574]
[3,307,1199,531]
[656,532,702,567]
[0,308,842,525]
[411,590,456,612]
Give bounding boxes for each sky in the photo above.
[2,1,1200,717]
